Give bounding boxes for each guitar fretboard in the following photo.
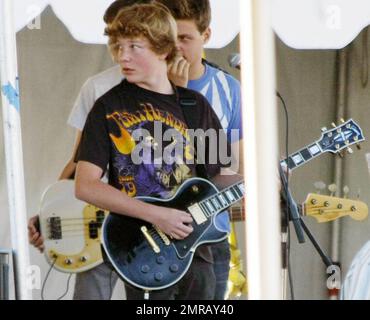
[280,142,322,171]
[198,181,245,218]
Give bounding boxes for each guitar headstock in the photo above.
[318,119,364,155]
[303,193,368,223]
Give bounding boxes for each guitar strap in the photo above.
[178,89,209,180]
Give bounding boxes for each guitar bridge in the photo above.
[188,203,207,225]
[153,225,170,246]
[141,226,160,253]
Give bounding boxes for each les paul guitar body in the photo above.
[102,177,239,291]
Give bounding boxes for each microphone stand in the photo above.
[279,164,334,299]
[279,164,305,243]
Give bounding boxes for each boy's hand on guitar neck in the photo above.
[28,215,45,253]
[152,207,194,240]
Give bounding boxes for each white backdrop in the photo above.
[13,0,370,49]
[13,0,240,48]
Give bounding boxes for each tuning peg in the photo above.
[356,143,361,150]
[340,118,345,123]
[331,122,337,128]
[357,188,361,199]
[328,183,337,197]
[343,185,349,198]
[347,147,354,154]
[321,127,328,132]
[314,181,326,194]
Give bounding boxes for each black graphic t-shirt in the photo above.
[77,79,229,261]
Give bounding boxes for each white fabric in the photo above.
[13,0,240,49]
[271,0,370,49]
[13,0,370,49]
[67,65,123,131]
[341,241,370,300]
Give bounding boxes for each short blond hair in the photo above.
[105,2,177,63]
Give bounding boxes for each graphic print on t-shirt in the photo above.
[106,102,194,199]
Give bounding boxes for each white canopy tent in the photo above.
[1,0,370,300]
[11,0,370,49]
[12,0,241,47]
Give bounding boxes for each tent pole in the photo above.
[329,48,348,299]
[0,0,32,300]
[240,0,281,299]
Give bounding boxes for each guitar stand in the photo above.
[279,165,334,299]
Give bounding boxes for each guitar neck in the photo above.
[280,141,323,171]
[205,140,322,221]
[198,181,245,218]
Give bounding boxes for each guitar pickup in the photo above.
[95,210,106,227]
[188,203,207,225]
[89,222,99,239]
[48,216,62,240]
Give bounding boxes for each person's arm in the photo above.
[75,160,193,239]
[226,76,243,175]
[58,130,82,180]
[28,215,44,253]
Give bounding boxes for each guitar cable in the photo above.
[276,91,295,300]
[41,256,73,300]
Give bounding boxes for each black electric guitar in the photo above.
[102,178,243,291]
[280,119,363,171]
[102,119,364,291]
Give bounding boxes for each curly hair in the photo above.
[105,2,177,63]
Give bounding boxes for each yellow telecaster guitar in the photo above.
[38,180,108,273]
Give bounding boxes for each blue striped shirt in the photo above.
[188,63,242,143]
[188,63,242,233]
